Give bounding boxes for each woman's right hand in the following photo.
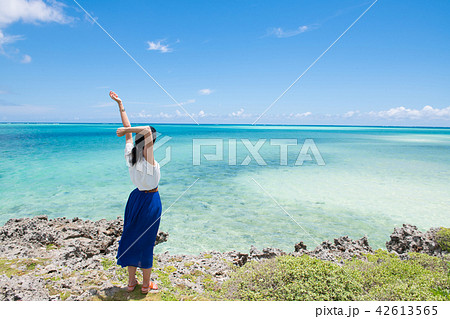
[116,127,126,137]
[109,91,122,104]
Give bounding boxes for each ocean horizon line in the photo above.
[1,122,449,129]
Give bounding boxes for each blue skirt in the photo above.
[116,188,162,269]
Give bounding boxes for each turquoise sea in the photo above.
[0,123,449,254]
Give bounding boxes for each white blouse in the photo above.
[124,143,160,191]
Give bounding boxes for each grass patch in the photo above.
[100,258,115,271]
[164,266,177,273]
[0,258,48,277]
[46,244,58,251]
[0,259,26,277]
[436,227,450,252]
[60,291,71,301]
[181,273,195,281]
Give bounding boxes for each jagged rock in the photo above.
[0,216,445,301]
[0,215,168,261]
[308,236,373,263]
[228,246,286,266]
[289,236,373,263]
[250,246,286,261]
[228,251,248,267]
[0,215,171,300]
[0,275,52,301]
[294,241,307,252]
[386,224,442,258]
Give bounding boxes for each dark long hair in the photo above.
[131,126,157,166]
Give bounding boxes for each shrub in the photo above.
[220,251,450,301]
[436,227,450,252]
[221,255,361,301]
[346,250,449,301]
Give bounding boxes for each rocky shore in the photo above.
[0,216,446,301]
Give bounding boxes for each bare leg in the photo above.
[128,266,137,285]
[141,267,152,287]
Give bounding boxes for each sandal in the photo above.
[141,281,158,294]
[127,278,138,292]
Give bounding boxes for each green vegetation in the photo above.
[49,276,61,282]
[100,258,115,271]
[163,266,177,273]
[221,255,360,301]
[201,274,218,292]
[0,259,24,277]
[348,250,450,301]
[436,227,450,252]
[3,248,448,301]
[220,251,450,301]
[181,273,195,281]
[0,258,48,277]
[46,244,58,251]
[60,291,71,301]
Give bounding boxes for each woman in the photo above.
[110,91,161,294]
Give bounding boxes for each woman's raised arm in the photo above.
[116,126,155,165]
[110,91,133,144]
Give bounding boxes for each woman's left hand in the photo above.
[110,91,122,104]
[116,127,126,137]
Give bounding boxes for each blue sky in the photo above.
[0,0,449,126]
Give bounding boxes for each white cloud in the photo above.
[0,0,71,27]
[135,110,151,118]
[343,110,360,118]
[147,40,172,53]
[198,88,213,95]
[291,111,312,118]
[0,29,23,52]
[0,29,22,44]
[367,106,450,120]
[0,0,71,58]
[20,54,31,63]
[175,110,183,117]
[158,111,173,119]
[229,108,252,119]
[339,106,450,122]
[137,111,175,119]
[231,108,244,117]
[133,109,211,120]
[267,25,315,38]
